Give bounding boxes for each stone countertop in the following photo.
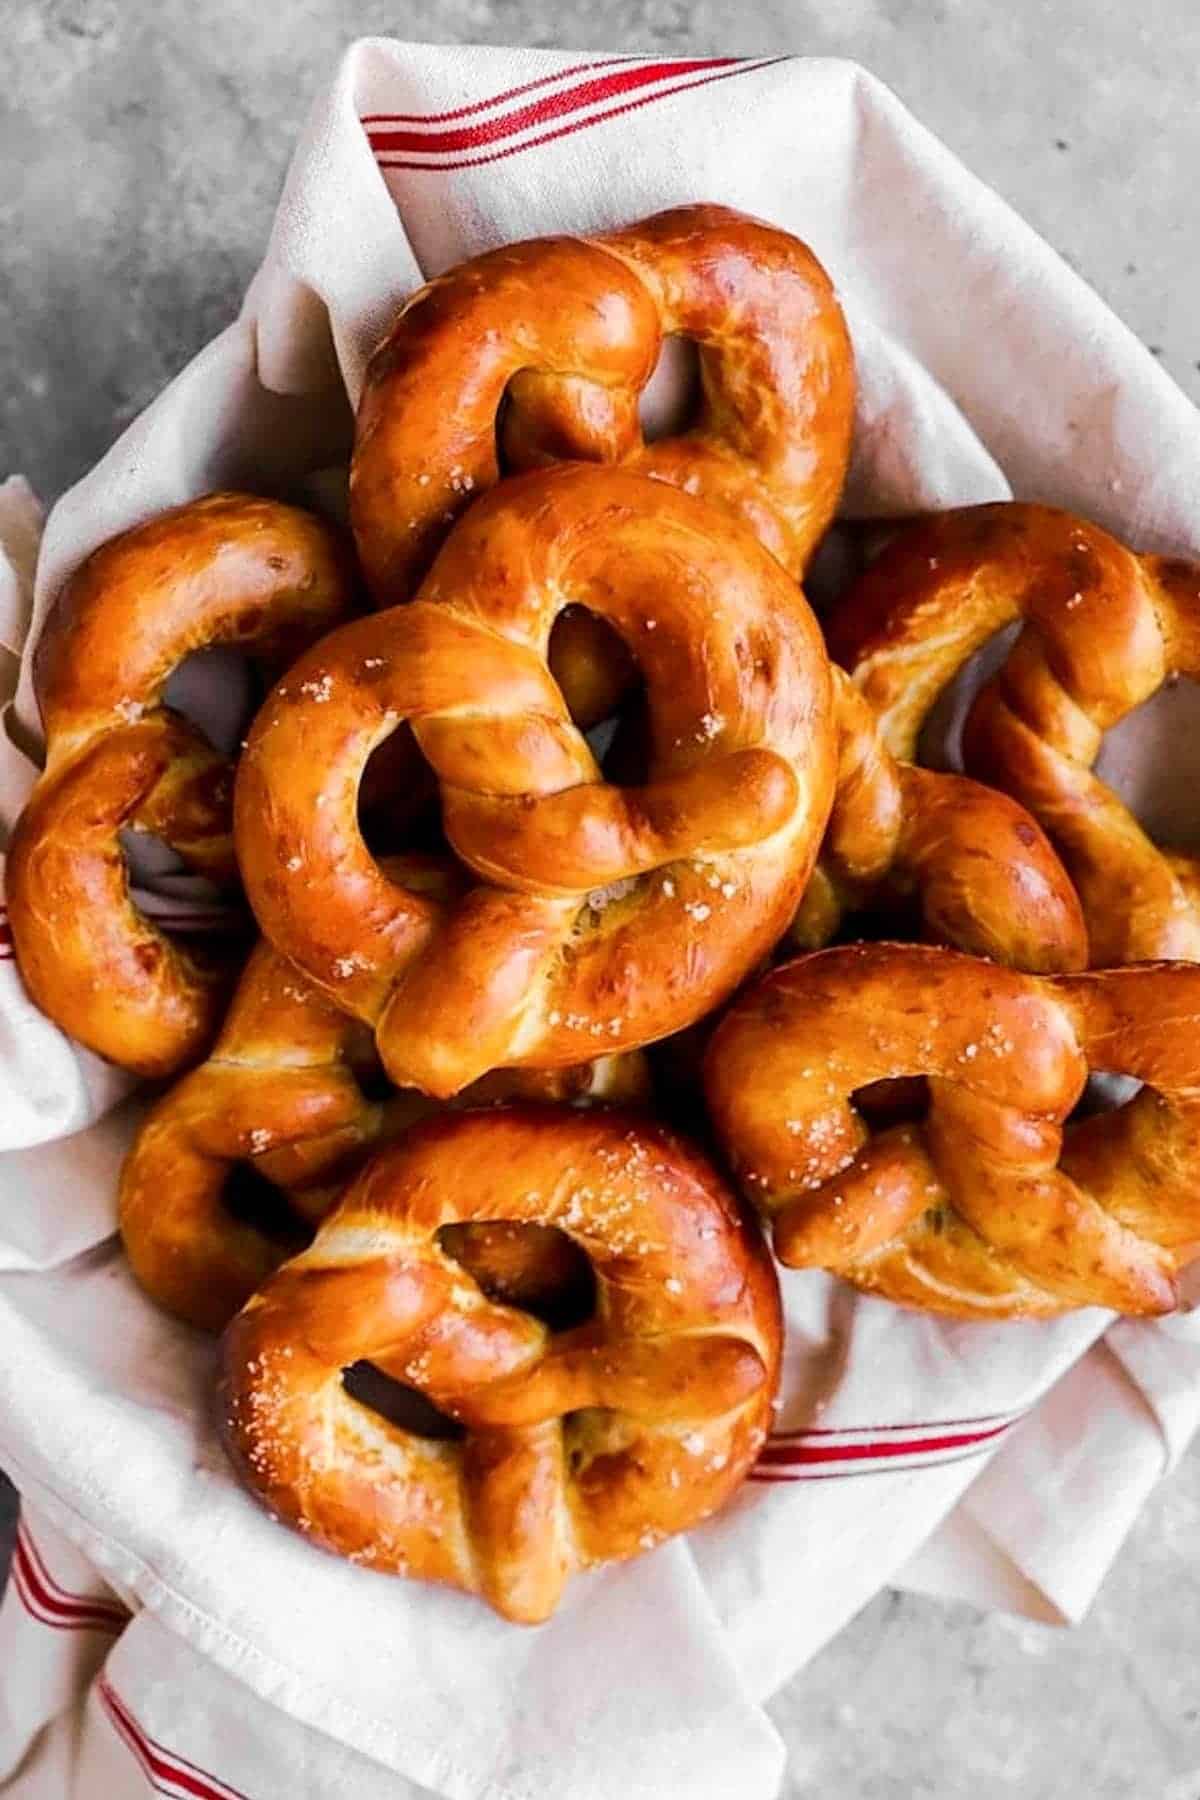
[3,5,1200,1797]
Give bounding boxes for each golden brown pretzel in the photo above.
[351,203,854,723]
[235,465,836,1098]
[220,1107,782,1622]
[119,937,394,1332]
[705,942,1200,1318]
[827,503,1200,963]
[6,494,358,1076]
[119,861,651,1333]
[351,202,853,597]
[788,668,1089,972]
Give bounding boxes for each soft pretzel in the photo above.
[352,202,853,596]
[119,937,395,1332]
[119,857,651,1332]
[6,494,358,1075]
[827,503,1200,963]
[351,203,854,722]
[220,1107,782,1622]
[235,464,836,1098]
[705,942,1200,1318]
[788,669,1089,971]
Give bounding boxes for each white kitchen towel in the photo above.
[2,1502,435,1800]
[2,40,1199,1800]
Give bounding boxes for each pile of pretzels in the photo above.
[11,203,1200,1623]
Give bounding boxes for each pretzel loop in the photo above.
[236,465,836,1097]
[705,944,1200,1318]
[220,1108,782,1623]
[350,205,853,727]
[828,504,1200,962]
[351,204,854,605]
[7,493,359,1075]
[789,669,1088,971]
[119,856,653,1334]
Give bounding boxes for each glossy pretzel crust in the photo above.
[236,464,836,1096]
[221,1107,782,1622]
[7,493,358,1075]
[790,668,1088,971]
[351,202,854,598]
[350,202,854,722]
[120,864,651,1332]
[705,943,1200,1318]
[828,503,1200,963]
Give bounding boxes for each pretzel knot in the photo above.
[220,1107,782,1623]
[705,943,1200,1319]
[350,203,854,723]
[788,669,1088,971]
[352,203,854,596]
[120,858,652,1333]
[119,937,398,1332]
[827,503,1200,963]
[6,494,358,1076]
[235,464,837,1098]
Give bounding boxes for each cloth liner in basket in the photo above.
[1,39,1199,1800]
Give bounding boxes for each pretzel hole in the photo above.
[597,686,652,785]
[341,1361,465,1441]
[805,525,877,616]
[638,335,701,440]
[348,1054,395,1106]
[220,1162,310,1251]
[837,898,925,947]
[548,609,640,731]
[163,646,261,757]
[117,835,249,948]
[917,623,1020,773]
[852,1078,929,1126]
[1069,1070,1143,1121]
[1095,677,1200,850]
[436,1221,597,1332]
[357,722,440,853]
[120,826,192,884]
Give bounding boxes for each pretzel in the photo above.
[220,1107,782,1622]
[350,202,854,721]
[788,669,1088,971]
[119,859,651,1333]
[235,464,836,1098]
[119,938,391,1331]
[705,942,1200,1318]
[826,503,1200,963]
[6,493,358,1076]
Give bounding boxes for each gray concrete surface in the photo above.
[3,4,1200,1796]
